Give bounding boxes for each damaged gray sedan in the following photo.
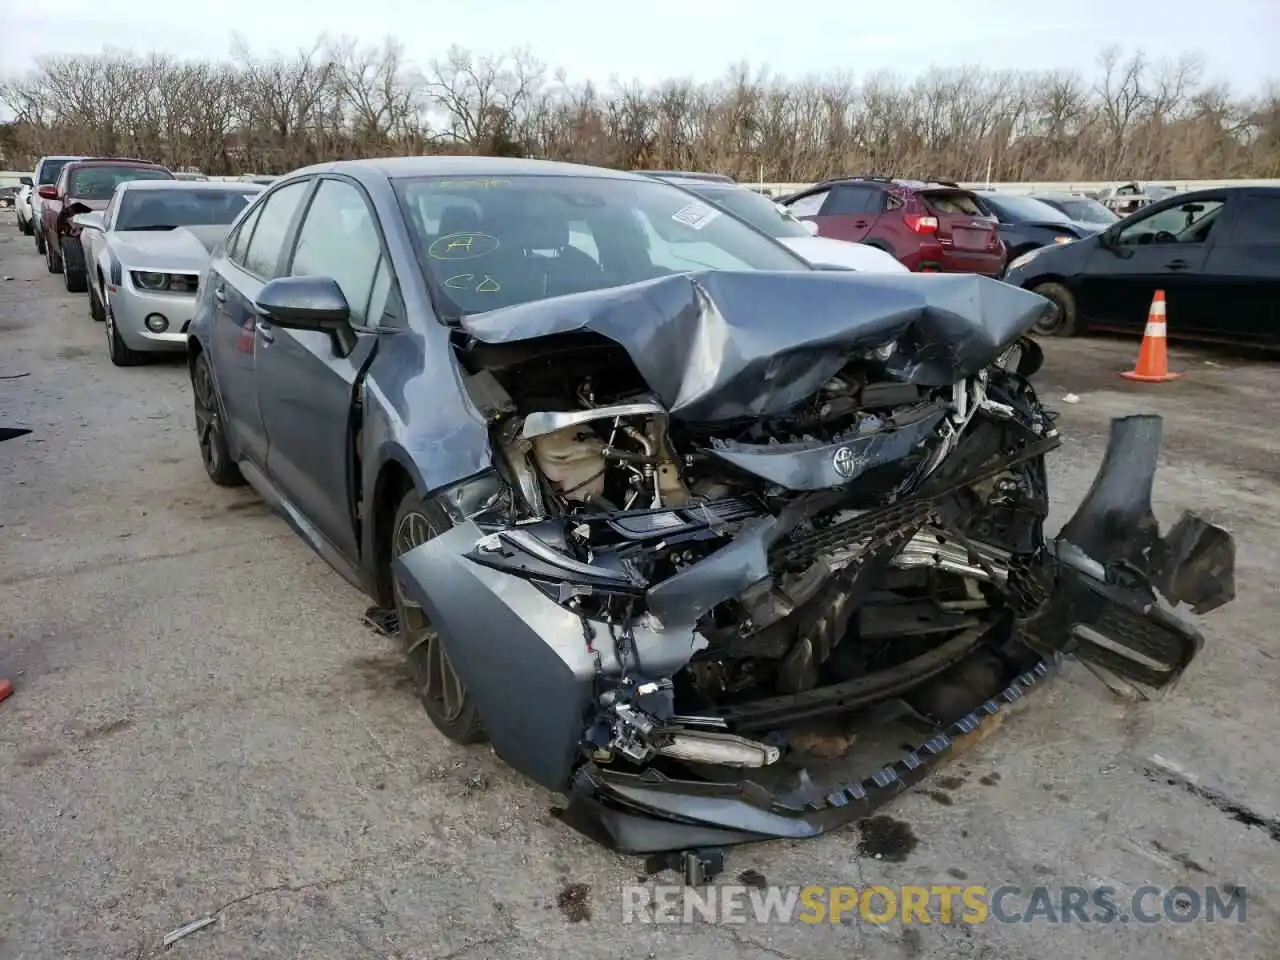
[187,158,1236,855]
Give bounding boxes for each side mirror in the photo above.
[19,176,32,187]
[803,219,819,236]
[256,276,357,356]
[37,185,60,200]
[72,211,105,233]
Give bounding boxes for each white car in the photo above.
[14,179,34,235]
[648,174,908,273]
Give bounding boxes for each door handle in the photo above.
[255,320,275,343]
[213,283,226,302]
[853,220,869,228]
[1165,259,1190,271]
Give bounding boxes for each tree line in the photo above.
[1,35,1277,182]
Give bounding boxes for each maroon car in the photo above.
[780,176,1006,276]
[40,157,173,291]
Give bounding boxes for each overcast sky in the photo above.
[2,0,1277,94]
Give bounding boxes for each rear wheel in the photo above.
[190,351,245,486]
[89,278,106,322]
[390,490,487,744]
[1029,281,1078,337]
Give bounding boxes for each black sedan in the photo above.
[185,156,1234,854]
[1004,185,1280,345]
[972,192,1097,269]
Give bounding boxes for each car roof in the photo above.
[285,156,654,183]
[119,179,262,193]
[65,158,169,169]
[653,176,742,191]
[812,176,965,192]
[642,171,737,184]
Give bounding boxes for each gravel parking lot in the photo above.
[1,211,1277,960]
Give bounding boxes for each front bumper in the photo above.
[110,283,196,352]
[394,415,1235,853]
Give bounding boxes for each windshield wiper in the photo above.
[127,224,179,231]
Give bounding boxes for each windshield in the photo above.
[70,166,172,201]
[116,188,259,230]
[982,194,1071,223]
[395,174,808,317]
[1039,197,1117,224]
[688,185,812,238]
[38,159,74,186]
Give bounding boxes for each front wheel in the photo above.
[45,235,62,274]
[1029,281,1078,337]
[34,226,45,254]
[62,240,86,292]
[105,301,147,367]
[190,351,245,486]
[390,490,487,744]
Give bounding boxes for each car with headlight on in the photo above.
[185,157,1235,855]
[72,180,264,365]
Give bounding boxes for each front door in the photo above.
[1076,195,1226,336]
[255,176,392,563]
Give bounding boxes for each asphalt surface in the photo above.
[1,211,1277,959]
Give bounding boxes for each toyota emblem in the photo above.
[832,446,861,479]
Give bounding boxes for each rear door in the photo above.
[255,176,388,563]
[206,179,314,470]
[1076,195,1226,336]
[812,184,882,242]
[1201,192,1280,345]
[920,189,1001,261]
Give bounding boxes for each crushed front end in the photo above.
[393,271,1237,853]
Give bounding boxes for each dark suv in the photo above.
[779,177,1005,276]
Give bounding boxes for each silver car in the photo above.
[73,180,263,366]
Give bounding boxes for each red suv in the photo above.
[40,157,173,290]
[780,177,1005,276]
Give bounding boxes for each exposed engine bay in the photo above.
[393,270,1238,853]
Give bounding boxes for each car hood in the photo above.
[460,270,1052,421]
[776,236,909,273]
[111,224,230,270]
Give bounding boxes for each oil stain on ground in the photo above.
[557,882,591,922]
[856,816,918,862]
[348,653,414,695]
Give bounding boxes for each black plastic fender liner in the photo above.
[560,661,1053,854]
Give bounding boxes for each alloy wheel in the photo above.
[191,358,224,475]
[392,511,466,722]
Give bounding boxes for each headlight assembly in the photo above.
[132,271,172,291]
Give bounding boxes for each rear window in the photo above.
[70,166,172,201]
[38,159,73,185]
[923,191,985,216]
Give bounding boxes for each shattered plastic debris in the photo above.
[1062,393,1080,404]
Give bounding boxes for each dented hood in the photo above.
[461,270,1053,421]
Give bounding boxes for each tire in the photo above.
[62,239,87,293]
[1029,281,1078,337]
[390,489,487,744]
[23,218,33,237]
[189,351,245,486]
[105,299,147,367]
[35,225,46,255]
[45,234,63,274]
[89,279,106,322]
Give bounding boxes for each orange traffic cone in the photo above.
[1121,290,1182,383]
[0,677,12,704]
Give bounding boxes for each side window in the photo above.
[243,180,310,278]
[228,204,263,265]
[288,179,384,328]
[786,190,829,218]
[364,255,403,329]
[823,186,878,215]
[883,194,904,212]
[1116,199,1225,246]
[1222,197,1280,246]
